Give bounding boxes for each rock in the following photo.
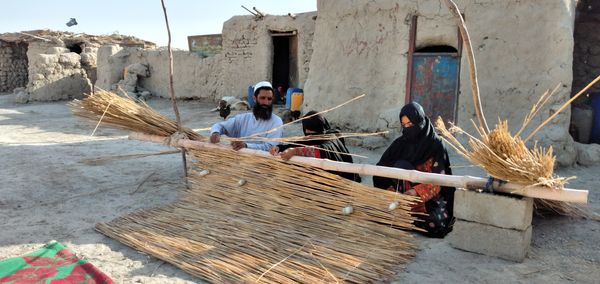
[38,54,59,65]
[14,91,30,104]
[47,47,69,54]
[126,63,149,77]
[139,91,152,101]
[231,100,250,111]
[80,53,96,66]
[575,142,600,166]
[59,53,81,68]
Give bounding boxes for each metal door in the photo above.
[410,54,460,123]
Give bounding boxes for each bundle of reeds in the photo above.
[439,0,596,216]
[69,90,202,140]
[435,118,586,215]
[96,145,420,283]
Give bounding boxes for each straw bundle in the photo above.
[69,90,202,140]
[435,118,587,216]
[96,145,420,283]
[439,0,596,216]
[437,119,567,189]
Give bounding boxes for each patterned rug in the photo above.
[0,241,113,284]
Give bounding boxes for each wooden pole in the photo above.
[525,74,600,142]
[442,0,490,134]
[129,132,588,204]
[160,0,187,178]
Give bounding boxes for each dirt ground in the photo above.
[1,93,599,283]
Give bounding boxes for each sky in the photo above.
[0,0,316,49]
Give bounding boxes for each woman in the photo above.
[270,111,362,182]
[373,102,455,237]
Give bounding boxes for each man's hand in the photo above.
[269,146,280,156]
[231,141,247,151]
[280,148,297,161]
[405,189,418,196]
[209,133,220,143]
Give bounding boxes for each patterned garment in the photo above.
[386,157,454,238]
[0,241,113,284]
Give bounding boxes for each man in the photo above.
[209,81,283,151]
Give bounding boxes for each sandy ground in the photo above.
[0,93,598,283]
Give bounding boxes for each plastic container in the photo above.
[285,88,302,109]
[290,92,304,112]
[247,85,255,108]
[590,95,600,144]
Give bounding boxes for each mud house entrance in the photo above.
[271,30,299,95]
[0,41,28,93]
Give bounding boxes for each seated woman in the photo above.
[270,111,362,182]
[373,102,455,237]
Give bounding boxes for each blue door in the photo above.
[409,54,460,124]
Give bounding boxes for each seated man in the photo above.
[269,111,361,182]
[209,81,283,151]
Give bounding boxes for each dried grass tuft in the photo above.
[69,90,202,140]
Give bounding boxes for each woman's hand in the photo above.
[280,148,297,161]
[269,146,280,156]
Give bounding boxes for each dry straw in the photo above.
[69,90,202,141]
[439,0,596,216]
[96,145,421,283]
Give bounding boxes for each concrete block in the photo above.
[448,220,532,262]
[454,189,533,230]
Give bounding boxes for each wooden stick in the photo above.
[442,0,490,134]
[129,132,588,204]
[525,74,600,142]
[160,0,188,178]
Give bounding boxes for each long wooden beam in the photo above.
[129,132,588,204]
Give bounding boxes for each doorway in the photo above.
[271,31,298,104]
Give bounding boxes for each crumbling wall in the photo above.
[96,45,223,100]
[220,12,316,98]
[25,40,92,101]
[80,44,99,85]
[304,0,577,165]
[0,41,28,92]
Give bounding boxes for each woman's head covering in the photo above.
[377,102,447,168]
[301,111,331,135]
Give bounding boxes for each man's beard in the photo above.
[253,103,273,120]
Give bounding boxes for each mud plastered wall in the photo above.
[304,0,576,165]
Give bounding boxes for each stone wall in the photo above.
[0,41,28,92]
[26,39,92,101]
[304,0,577,165]
[96,45,223,100]
[220,12,316,98]
[573,0,600,101]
